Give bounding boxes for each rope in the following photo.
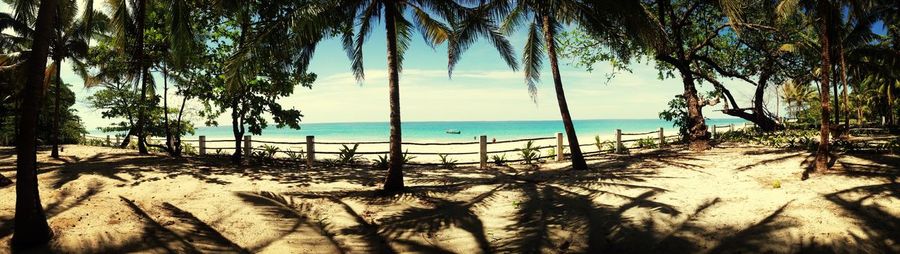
[620,130,660,136]
[492,136,556,144]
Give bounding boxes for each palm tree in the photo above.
[338,0,516,191]
[781,79,817,119]
[109,0,150,154]
[46,0,105,158]
[11,0,59,248]
[484,0,663,170]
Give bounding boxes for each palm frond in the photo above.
[522,20,544,102]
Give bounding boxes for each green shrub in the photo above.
[285,148,305,162]
[372,154,389,170]
[338,143,361,165]
[636,137,658,149]
[519,140,541,165]
[438,154,458,169]
[491,153,508,166]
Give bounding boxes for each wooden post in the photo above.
[199,136,206,155]
[729,123,734,132]
[658,127,665,147]
[711,125,717,139]
[615,129,622,154]
[306,135,315,168]
[81,133,86,144]
[555,132,564,161]
[115,135,120,146]
[243,135,252,159]
[106,135,111,146]
[479,135,487,169]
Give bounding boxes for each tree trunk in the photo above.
[231,99,242,164]
[542,15,587,170]
[13,0,58,248]
[383,3,404,192]
[134,0,148,155]
[163,67,174,155]
[681,70,709,150]
[832,65,840,124]
[810,7,833,177]
[174,83,190,157]
[840,49,849,126]
[51,60,61,158]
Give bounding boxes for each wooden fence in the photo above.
[82,123,755,167]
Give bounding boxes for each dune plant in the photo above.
[491,154,508,166]
[637,137,658,149]
[519,141,541,165]
[338,144,361,165]
[372,154,389,170]
[285,148,305,163]
[438,154,458,170]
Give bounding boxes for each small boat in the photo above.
[445,129,461,134]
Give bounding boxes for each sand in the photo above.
[0,143,897,253]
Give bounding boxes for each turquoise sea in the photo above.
[177,118,748,142]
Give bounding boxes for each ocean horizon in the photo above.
[134,118,750,142]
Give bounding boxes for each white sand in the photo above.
[0,142,896,253]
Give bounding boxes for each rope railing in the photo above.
[492,136,555,144]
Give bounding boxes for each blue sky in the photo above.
[3,2,777,130]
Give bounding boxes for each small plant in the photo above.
[285,148,305,162]
[371,151,416,170]
[252,144,279,163]
[182,143,198,155]
[372,154,389,170]
[519,140,541,165]
[491,153,508,166]
[338,143,361,165]
[772,179,781,189]
[214,148,224,156]
[545,148,556,159]
[438,154,458,169]
[636,137,658,149]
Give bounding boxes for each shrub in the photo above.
[519,140,541,165]
[372,154,389,170]
[636,137,658,149]
[491,153,508,166]
[285,148,305,162]
[438,154,458,169]
[338,143,361,165]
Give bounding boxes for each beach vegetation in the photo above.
[372,155,390,171]
[437,154,458,170]
[285,148,304,163]
[338,144,362,165]
[519,140,542,165]
[491,154,508,166]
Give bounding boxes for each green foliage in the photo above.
[772,179,781,189]
[0,81,86,146]
[252,144,279,163]
[372,154,389,170]
[285,148,305,163]
[636,137,658,149]
[545,148,556,159]
[338,144,361,165]
[438,154,458,170]
[182,142,197,155]
[491,153,508,166]
[519,141,542,165]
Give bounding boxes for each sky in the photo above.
[2,2,778,131]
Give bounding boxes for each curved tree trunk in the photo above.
[682,72,709,150]
[231,99,243,165]
[840,49,849,127]
[13,0,58,248]
[51,60,61,158]
[542,15,587,170]
[383,3,404,192]
[163,67,174,155]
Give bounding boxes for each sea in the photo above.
[173,118,748,142]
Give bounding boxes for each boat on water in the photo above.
[445,129,461,134]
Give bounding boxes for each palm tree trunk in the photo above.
[542,15,587,170]
[51,60,61,158]
[163,67,173,155]
[13,0,58,248]
[840,49,849,126]
[231,98,242,164]
[811,7,833,177]
[383,3,404,192]
[135,0,148,155]
[832,65,840,124]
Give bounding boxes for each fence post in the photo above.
[480,135,488,169]
[115,135,121,146]
[615,129,622,154]
[306,136,315,168]
[199,136,206,155]
[106,135,111,146]
[711,125,717,139]
[658,127,665,147]
[555,132,564,161]
[730,123,734,132]
[81,133,86,144]
[243,135,252,159]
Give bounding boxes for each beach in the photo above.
[0,143,896,253]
